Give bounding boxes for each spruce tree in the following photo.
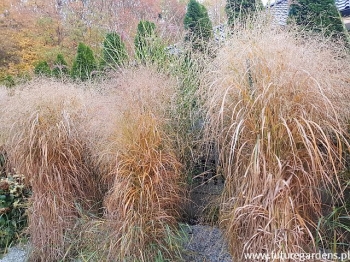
[52,54,69,78]
[134,21,165,64]
[134,21,156,62]
[71,43,97,81]
[102,32,128,67]
[289,0,346,38]
[225,0,262,25]
[184,0,212,51]
[34,61,51,77]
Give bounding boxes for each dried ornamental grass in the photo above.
[103,112,184,261]
[200,22,350,260]
[0,66,186,261]
[0,81,102,261]
[67,67,185,261]
[87,66,178,180]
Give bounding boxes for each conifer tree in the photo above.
[289,0,346,38]
[225,0,262,25]
[52,54,69,78]
[71,43,97,81]
[34,61,51,77]
[184,0,213,51]
[102,32,128,67]
[134,21,165,64]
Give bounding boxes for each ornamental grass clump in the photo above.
[84,67,185,261]
[103,112,184,261]
[0,81,103,261]
[200,20,350,260]
[0,64,185,261]
[87,66,180,179]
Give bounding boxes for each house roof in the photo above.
[268,0,350,26]
[336,0,350,13]
[268,0,290,25]
[337,0,350,16]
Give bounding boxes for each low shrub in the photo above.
[0,173,29,253]
[0,75,15,88]
[34,61,51,77]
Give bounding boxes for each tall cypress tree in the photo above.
[134,21,156,63]
[134,21,167,65]
[52,54,69,78]
[71,43,97,81]
[225,0,263,25]
[184,0,213,52]
[289,0,346,38]
[102,32,128,67]
[34,61,51,77]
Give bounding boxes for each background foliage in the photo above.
[225,0,262,25]
[102,32,128,68]
[289,0,347,38]
[184,0,213,51]
[71,43,97,81]
[0,173,29,253]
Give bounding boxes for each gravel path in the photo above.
[0,245,27,262]
[0,225,232,262]
[182,224,232,262]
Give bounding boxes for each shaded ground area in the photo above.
[0,245,27,262]
[182,224,232,262]
[0,224,232,262]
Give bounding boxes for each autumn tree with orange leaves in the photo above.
[0,0,186,79]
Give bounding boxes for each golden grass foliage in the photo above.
[200,22,350,260]
[3,18,350,261]
[90,67,184,261]
[0,66,183,261]
[0,80,102,261]
[85,66,179,189]
[103,112,183,261]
